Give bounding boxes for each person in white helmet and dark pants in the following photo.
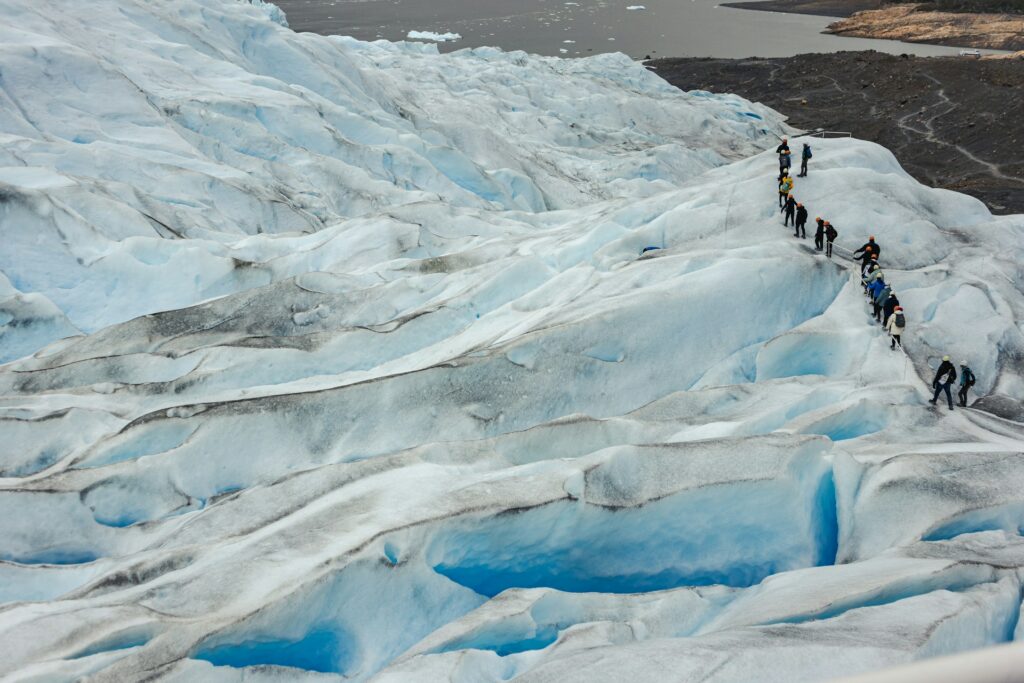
[930,355,957,410]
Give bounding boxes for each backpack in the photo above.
[894,313,905,327]
[964,368,975,386]
[805,146,812,158]
[826,225,837,241]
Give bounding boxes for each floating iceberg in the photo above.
[407,31,462,43]
[0,0,1023,681]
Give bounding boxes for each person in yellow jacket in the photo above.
[778,174,794,207]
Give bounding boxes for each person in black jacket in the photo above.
[929,355,957,410]
[858,246,875,270]
[958,361,976,407]
[853,236,880,263]
[794,203,808,238]
[862,256,879,293]
[814,217,825,251]
[776,138,790,155]
[882,290,900,327]
[825,221,837,258]
[782,194,797,226]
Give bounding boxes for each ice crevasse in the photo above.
[0,0,1023,682]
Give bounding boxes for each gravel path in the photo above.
[650,51,1024,214]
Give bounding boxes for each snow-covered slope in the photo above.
[1,1,1023,682]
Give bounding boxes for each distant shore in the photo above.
[721,0,881,19]
[723,0,1024,51]
[826,5,1024,51]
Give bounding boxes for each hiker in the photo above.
[861,255,879,289]
[795,202,808,238]
[825,221,837,258]
[858,245,874,269]
[873,282,891,322]
[958,361,976,407]
[779,150,792,176]
[929,355,957,410]
[853,236,881,263]
[783,194,797,226]
[776,138,790,155]
[779,174,794,207]
[798,142,812,177]
[868,275,886,308]
[814,217,825,251]
[886,305,905,350]
[865,266,885,288]
[882,289,900,327]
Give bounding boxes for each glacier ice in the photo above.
[1,0,1024,681]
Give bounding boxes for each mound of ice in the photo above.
[1,0,1023,681]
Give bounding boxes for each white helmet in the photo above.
[960,359,968,366]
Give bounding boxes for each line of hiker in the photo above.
[772,142,978,412]
[854,236,977,411]
[776,139,836,257]
[776,137,812,179]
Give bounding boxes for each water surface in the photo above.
[271,0,999,58]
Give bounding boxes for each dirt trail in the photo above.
[650,51,1024,214]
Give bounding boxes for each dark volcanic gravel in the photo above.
[650,51,1024,214]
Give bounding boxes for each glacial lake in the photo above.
[270,0,1001,59]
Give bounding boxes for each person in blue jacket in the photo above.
[873,283,891,322]
[929,355,957,410]
[868,275,885,303]
[798,142,812,177]
[958,361,976,407]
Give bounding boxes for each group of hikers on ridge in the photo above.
[930,355,977,411]
[777,137,811,179]
[776,138,837,256]
[772,141,979,411]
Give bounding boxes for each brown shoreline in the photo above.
[826,5,1024,51]
[722,0,1024,51]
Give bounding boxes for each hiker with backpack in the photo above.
[782,194,797,226]
[958,361,976,407]
[887,306,906,350]
[798,142,812,177]
[795,202,808,238]
[929,355,957,410]
[825,221,837,258]
[814,217,825,251]
[779,174,794,208]
[779,150,792,177]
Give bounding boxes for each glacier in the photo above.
[1,0,1024,681]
